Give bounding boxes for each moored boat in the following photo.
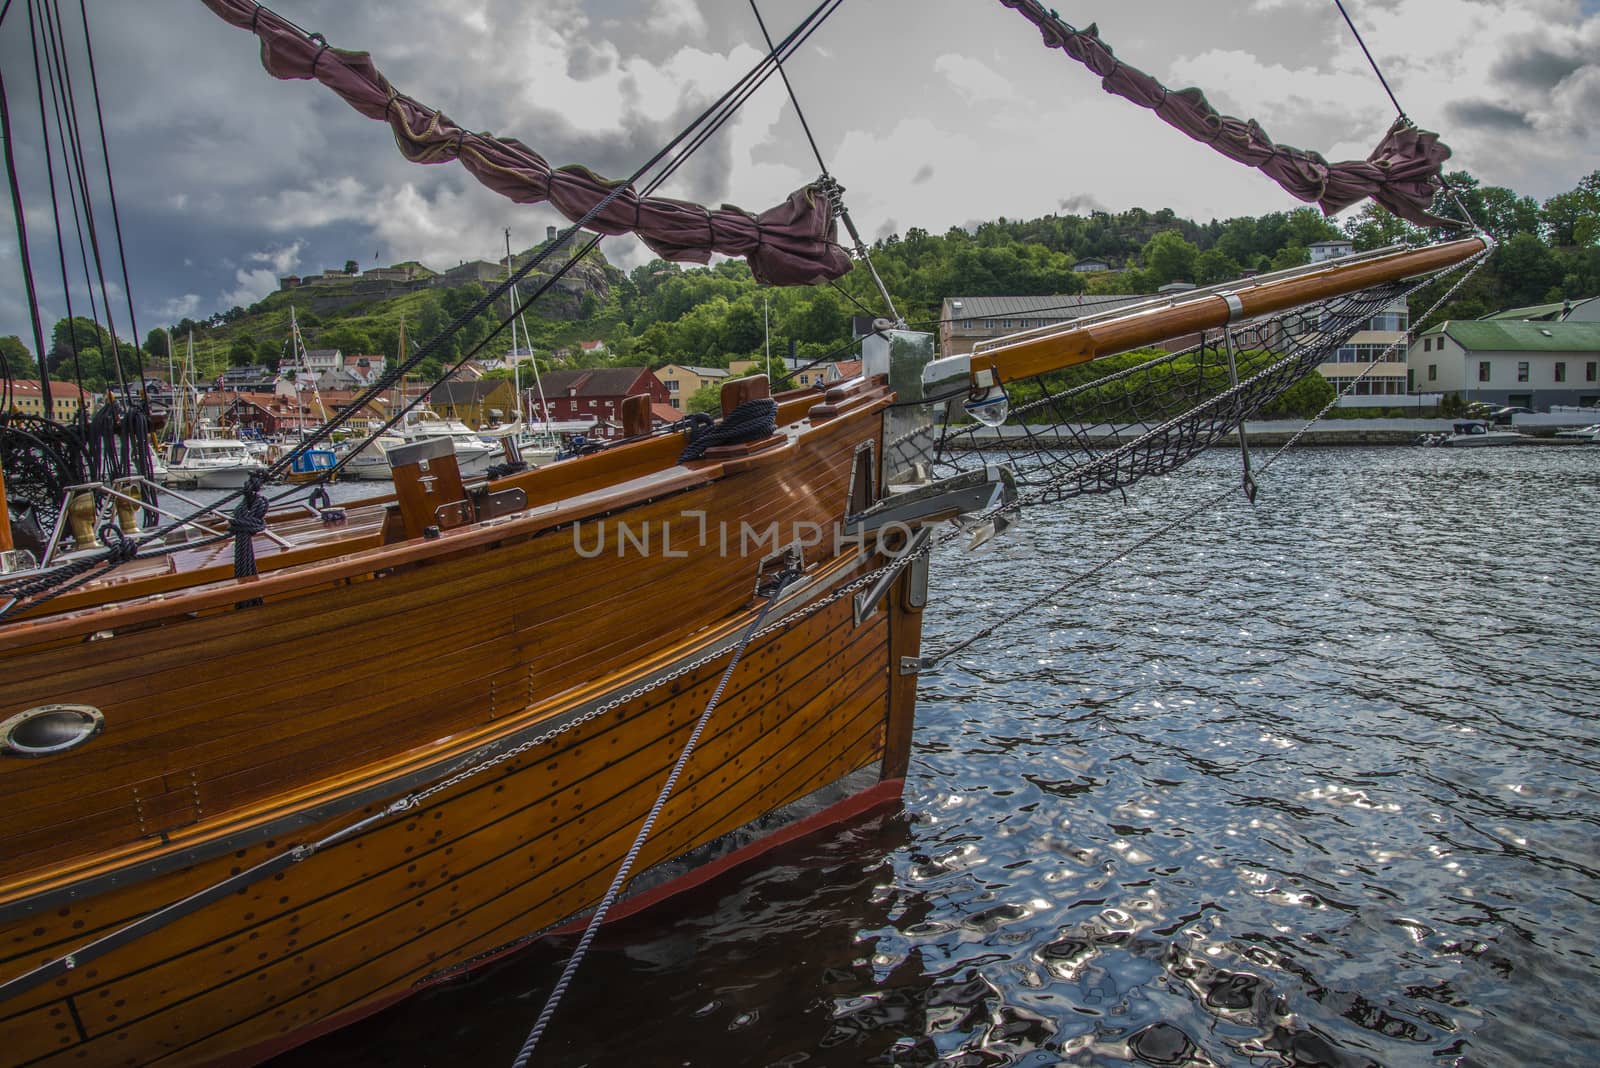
[160,426,270,489]
[1439,419,1531,447]
[0,2,1494,1065]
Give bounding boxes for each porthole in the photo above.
[1,704,105,757]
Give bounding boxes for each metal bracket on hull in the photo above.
[853,527,931,625]
[844,465,1017,538]
[899,656,935,676]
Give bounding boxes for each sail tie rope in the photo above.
[678,398,778,461]
[508,565,800,1068]
[229,474,269,582]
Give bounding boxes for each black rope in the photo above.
[1333,0,1405,120]
[75,0,147,396]
[0,62,51,392]
[0,0,851,618]
[229,475,269,610]
[26,0,75,412]
[678,397,778,461]
[38,0,107,399]
[42,0,130,391]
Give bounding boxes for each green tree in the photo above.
[685,382,721,414]
[1542,171,1600,247]
[1342,203,1416,251]
[1494,233,1562,305]
[1142,230,1199,284]
[0,334,35,375]
[228,333,257,367]
[1269,245,1310,270]
[344,259,359,275]
[143,328,170,361]
[1194,248,1242,285]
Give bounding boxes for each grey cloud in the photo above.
[1446,99,1535,132]
[1057,194,1108,214]
[1491,47,1586,90]
[911,164,934,184]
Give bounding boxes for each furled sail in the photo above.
[198,0,852,286]
[998,0,1454,227]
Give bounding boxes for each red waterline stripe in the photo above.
[226,777,906,1068]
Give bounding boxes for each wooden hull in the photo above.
[0,381,923,1065]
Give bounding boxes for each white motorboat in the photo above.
[340,432,404,480]
[395,410,500,478]
[1439,420,1530,447]
[161,426,269,488]
[1554,423,1600,443]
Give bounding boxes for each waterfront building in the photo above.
[530,366,671,437]
[425,378,519,429]
[656,363,731,408]
[1408,319,1600,409]
[3,378,95,420]
[1308,240,1411,403]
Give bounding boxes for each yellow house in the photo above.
[655,364,730,410]
[5,379,93,421]
[425,378,518,429]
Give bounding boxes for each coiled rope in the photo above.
[678,398,779,461]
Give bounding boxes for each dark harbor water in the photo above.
[274,444,1600,1067]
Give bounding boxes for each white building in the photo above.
[1309,240,1411,402]
[1408,319,1600,409]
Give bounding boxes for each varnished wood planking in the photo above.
[0,387,920,1066]
[0,586,862,972]
[0,590,863,994]
[0,422,870,863]
[141,627,890,1066]
[6,591,883,1061]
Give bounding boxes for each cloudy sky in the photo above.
[1,0,1596,354]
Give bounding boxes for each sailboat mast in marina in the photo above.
[0,2,1492,1065]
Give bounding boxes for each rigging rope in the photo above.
[508,565,800,1068]
[917,241,1494,668]
[0,0,855,616]
[747,0,901,324]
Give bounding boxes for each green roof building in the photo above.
[1409,319,1600,409]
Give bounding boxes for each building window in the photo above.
[1427,364,1437,381]
[669,398,680,409]
[1423,338,1431,352]
[1517,362,1530,383]
[1555,362,1566,383]
[665,380,679,392]
[1478,362,1491,382]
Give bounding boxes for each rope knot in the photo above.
[98,525,139,564]
[230,477,270,582]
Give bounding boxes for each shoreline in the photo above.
[946,418,1598,447]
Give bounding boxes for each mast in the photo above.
[506,229,522,427]
[290,305,328,437]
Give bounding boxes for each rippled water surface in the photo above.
[278,445,1600,1067]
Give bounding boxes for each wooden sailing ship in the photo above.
[0,2,1490,1065]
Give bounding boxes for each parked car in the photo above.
[1489,405,1530,425]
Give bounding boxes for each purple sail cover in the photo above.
[200,0,852,285]
[998,0,1453,226]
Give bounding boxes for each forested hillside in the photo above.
[4,169,1595,397]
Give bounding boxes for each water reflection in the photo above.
[278,445,1600,1066]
